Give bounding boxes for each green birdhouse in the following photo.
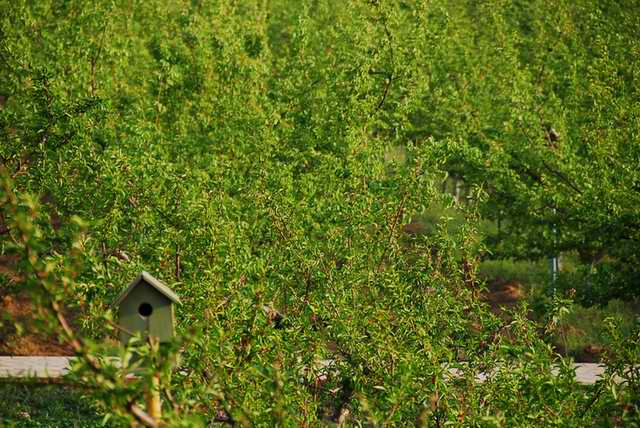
[114,271,180,345]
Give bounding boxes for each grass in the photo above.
[0,383,104,427]
[476,256,640,362]
[556,299,640,362]
[478,258,549,290]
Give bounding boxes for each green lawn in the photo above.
[0,383,104,427]
[478,257,640,361]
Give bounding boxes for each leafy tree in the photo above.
[1,0,639,426]
[395,0,640,303]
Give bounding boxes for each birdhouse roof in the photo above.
[113,271,181,306]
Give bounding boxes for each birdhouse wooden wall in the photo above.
[116,274,178,345]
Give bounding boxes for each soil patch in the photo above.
[0,293,74,356]
[482,277,525,315]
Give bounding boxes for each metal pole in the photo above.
[550,207,558,290]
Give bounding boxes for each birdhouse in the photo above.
[113,271,180,345]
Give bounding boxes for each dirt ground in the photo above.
[0,293,74,356]
[482,277,525,314]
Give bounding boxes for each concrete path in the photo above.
[573,363,609,385]
[0,357,74,379]
[0,357,619,385]
[444,363,611,385]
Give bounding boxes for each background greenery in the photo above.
[1,0,639,426]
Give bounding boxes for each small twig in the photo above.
[90,23,108,97]
[371,74,392,116]
[540,159,583,195]
[376,194,407,273]
[106,318,137,338]
[370,3,395,117]
[162,387,181,413]
[128,401,160,428]
[581,380,606,417]
[175,243,181,281]
[336,408,350,427]
[101,241,110,278]
[37,74,54,148]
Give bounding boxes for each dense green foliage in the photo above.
[417,0,640,303]
[1,0,639,426]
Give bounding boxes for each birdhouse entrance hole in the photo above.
[138,302,153,318]
[114,272,180,345]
